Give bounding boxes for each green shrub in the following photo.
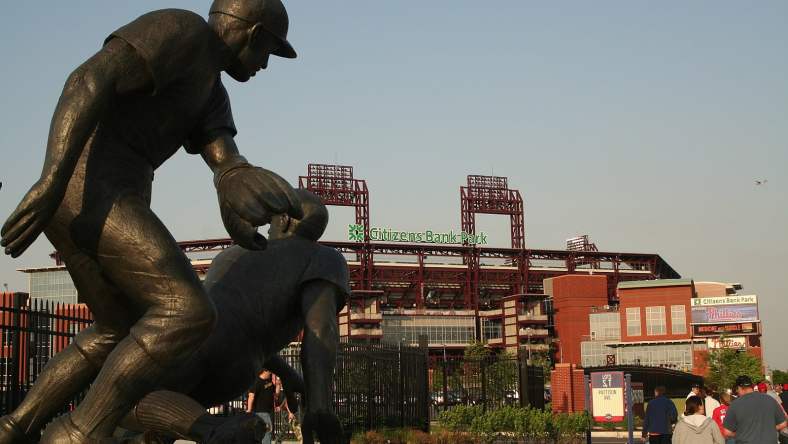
[436,405,484,432]
[550,412,589,442]
[518,407,551,439]
[438,405,588,442]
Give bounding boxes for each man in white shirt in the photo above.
[687,384,701,399]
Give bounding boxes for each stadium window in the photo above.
[626,308,641,337]
[671,305,687,334]
[645,306,666,336]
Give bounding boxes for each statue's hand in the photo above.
[219,198,268,250]
[1,180,61,257]
[216,166,302,250]
[301,410,343,444]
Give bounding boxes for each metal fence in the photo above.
[1,297,546,441]
[212,341,431,441]
[429,353,546,420]
[0,297,430,442]
[0,294,92,414]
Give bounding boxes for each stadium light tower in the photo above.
[460,175,525,249]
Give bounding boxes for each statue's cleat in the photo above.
[0,416,30,444]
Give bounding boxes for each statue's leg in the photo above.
[127,391,266,444]
[0,228,138,443]
[40,195,216,443]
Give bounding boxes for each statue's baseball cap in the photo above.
[210,0,297,59]
[735,375,753,387]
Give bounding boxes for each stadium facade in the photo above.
[18,165,682,358]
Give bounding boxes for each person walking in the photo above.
[688,384,702,399]
[687,384,700,399]
[722,375,787,444]
[673,396,725,444]
[772,384,788,444]
[248,370,277,444]
[711,392,734,444]
[776,384,786,410]
[643,385,679,443]
[766,382,783,405]
[704,387,721,417]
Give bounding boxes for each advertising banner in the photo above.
[691,295,757,307]
[693,322,759,337]
[707,336,747,350]
[690,304,758,324]
[591,371,625,422]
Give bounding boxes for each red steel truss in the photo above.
[176,238,680,309]
[298,164,370,241]
[461,175,525,249]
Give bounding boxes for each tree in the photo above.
[464,341,492,359]
[704,348,763,391]
[772,369,788,385]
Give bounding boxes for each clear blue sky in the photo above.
[1,2,786,368]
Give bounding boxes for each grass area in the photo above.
[671,397,686,415]
[644,397,685,413]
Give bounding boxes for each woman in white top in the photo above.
[704,387,721,417]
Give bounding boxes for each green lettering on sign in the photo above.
[348,225,488,245]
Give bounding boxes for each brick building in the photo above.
[578,279,763,375]
[547,275,608,365]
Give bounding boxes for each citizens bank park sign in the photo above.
[348,224,489,245]
[691,295,757,307]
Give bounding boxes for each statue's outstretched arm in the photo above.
[299,280,343,444]
[1,38,151,257]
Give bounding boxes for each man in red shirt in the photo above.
[711,392,733,444]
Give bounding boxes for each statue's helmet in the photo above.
[209,0,297,59]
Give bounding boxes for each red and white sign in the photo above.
[691,304,758,324]
[591,371,625,422]
[707,336,747,350]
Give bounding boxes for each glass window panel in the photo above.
[671,305,686,334]
[626,308,641,336]
[645,306,666,336]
